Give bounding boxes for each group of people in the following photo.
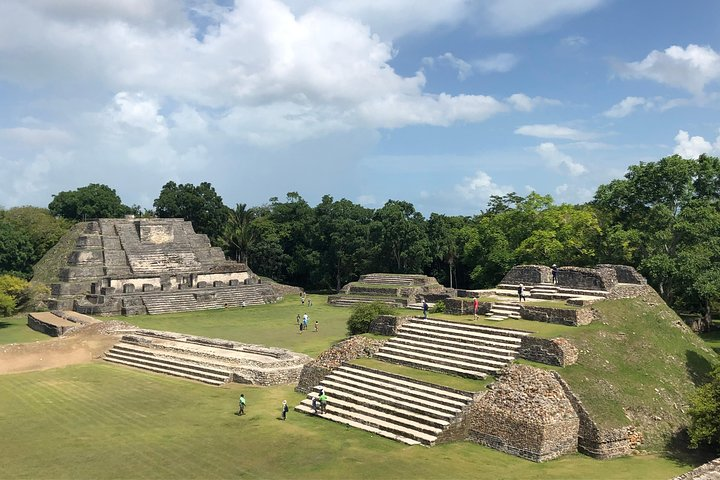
[300,292,313,307]
[297,313,318,333]
[311,388,328,414]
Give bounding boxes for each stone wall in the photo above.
[444,298,492,315]
[518,337,578,366]
[606,284,651,300]
[500,265,552,285]
[295,336,386,393]
[673,458,720,480]
[599,264,646,285]
[553,372,641,458]
[519,305,594,326]
[467,364,579,462]
[369,315,410,336]
[557,266,617,291]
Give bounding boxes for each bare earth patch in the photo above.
[0,321,132,375]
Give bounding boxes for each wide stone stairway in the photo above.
[105,337,233,386]
[295,363,475,445]
[141,284,270,315]
[375,317,531,379]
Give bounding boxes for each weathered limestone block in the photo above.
[444,298,492,315]
[468,364,579,462]
[68,250,103,265]
[75,235,102,248]
[501,265,552,285]
[519,305,593,326]
[518,337,578,366]
[598,264,646,285]
[557,266,617,291]
[369,315,411,336]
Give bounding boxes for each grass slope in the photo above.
[31,221,86,284]
[0,314,49,344]
[0,363,692,480]
[552,294,718,451]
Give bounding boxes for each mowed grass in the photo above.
[0,314,50,345]
[126,294,351,358]
[0,362,693,480]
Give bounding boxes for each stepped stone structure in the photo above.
[327,273,455,308]
[27,310,100,336]
[43,218,281,315]
[105,329,311,386]
[468,364,579,462]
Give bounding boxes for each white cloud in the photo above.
[477,0,606,35]
[108,92,168,135]
[0,127,73,146]
[560,35,587,48]
[620,44,720,95]
[672,129,720,158]
[515,124,593,141]
[555,183,568,195]
[455,170,512,203]
[603,96,649,118]
[423,53,473,80]
[473,53,518,73]
[506,94,561,112]
[535,142,587,176]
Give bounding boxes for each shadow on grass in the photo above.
[663,427,717,468]
[0,322,11,330]
[686,350,714,387]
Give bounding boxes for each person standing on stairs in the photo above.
[518,284,526,302]
[551,264,558,284]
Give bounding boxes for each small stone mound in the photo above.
[314,336,386,369]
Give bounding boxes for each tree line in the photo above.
[1,155,719,329]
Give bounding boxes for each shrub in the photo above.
[0,274,38,316]
[347,302,397,335]
[432,300,445,313]
[688,365,720,450]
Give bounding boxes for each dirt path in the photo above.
[0,321,131,375]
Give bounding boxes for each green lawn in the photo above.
[0,314,49,345]
[0,363,693,480]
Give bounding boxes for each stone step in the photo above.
[110,344,237,372]
[493,302,521,310]
[337,364,474,401]
[398,326,521,351]
[389,337,515,363]
[304,394,444,436]
[489,308,521,317]
[379,344,507,370]
[310,383,456,423]
[294,404,423,445]
[320,376,465,414]
[395,332,517,357]
[409,317,530,339]
[105,348,231,381]
[104,356,227,385]
[374,351,489,379]
[400,323,524,347]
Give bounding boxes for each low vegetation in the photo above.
[346,302,397,335]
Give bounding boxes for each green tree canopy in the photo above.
[48,184,131,220]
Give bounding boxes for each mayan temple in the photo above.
[44,217,278,315]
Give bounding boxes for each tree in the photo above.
[0,274,29,316]
[427,213,466,288]
[48,184,131,220]
[688,365,720,451]
[2,207,71,273]
[369,200,429,273]
[0,222,34,278]
[153,181,230,245]
[346,302,397,335]
[223,203,256,265]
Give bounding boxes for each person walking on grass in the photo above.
[237,394,246,416]
[281,400,289,420]
[473,296,479,320]
[314,320,318,332]
[422,299,428,319]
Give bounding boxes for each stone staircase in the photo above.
[495,283,608,302]
[360,274,415,286]
[327,295,407,308]
[104,340,232,386]
[487,301,521,321]
[375,317,531,379]
[295,363,475,445]
[141,284,269,314]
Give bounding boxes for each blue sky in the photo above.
[1,0,720,215]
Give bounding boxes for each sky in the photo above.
[1,0,720,216]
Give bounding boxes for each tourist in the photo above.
[281,400,289,420]
[308,298,313,307]
[237,393,246,416]
[473,296,479,320]
[422,299,428,319]
[299,321,303,334]
[311,396,318,413]
[319,392,328,414]
[241,301,247,308]
[301,292,305,305]
[303,313,309,330]
[314,320,318,332]
[551,264,558,284]
[296,314,301,325]
[518,284,526,302]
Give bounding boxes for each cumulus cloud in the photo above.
[619,44,720,95]
[603,96,649,118]
[474,53,518,73]
[535,142,587,176]
[515,124,593,141]
[673,129,720,158]
[506,94,561,112]
[455,170,512,203]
